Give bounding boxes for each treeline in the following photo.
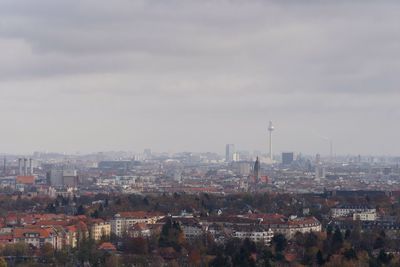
[208,227,400,267]
[9,191,400,222]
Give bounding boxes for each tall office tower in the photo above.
[316,153,321,164]
[253,156,261,181]
[282,152,294,165]
[232,152,240,162]
[236,162,251,176]
[315,165,326,180]
[3,157,6,177]
[225,144,235,162]
[143,149,152,159]
[49,169,64,186]
[62,169,79,187]
[268,121,275,162]
[23,158,28,176]
[29,158,33,175]
[315,153,325,180]
[18,158,22,175]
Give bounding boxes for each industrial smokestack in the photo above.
[29,158,33,175]
[23,158,27,176]
[18,158,22,175]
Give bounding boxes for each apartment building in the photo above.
[111,211,164,237]
[90,219,111,241]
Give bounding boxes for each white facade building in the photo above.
[331,206,376,218]
[232,225,274,245]
[111,212,164,237]
[353,211,377,221]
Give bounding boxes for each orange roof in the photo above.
[34,220,69,227]
[36,214,66,220]
[284,253,297,262]
[13,228,52,239]
[16,176,35,185]
[65,225,78,232]
[89,218,105,224]
[287,217,320,226]
[98,242,116,251]
[117,211,163,219]
[75,215,88,221]
[0,235,12,240]
[76,221,88,231]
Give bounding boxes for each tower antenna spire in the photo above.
[268,121,275,163]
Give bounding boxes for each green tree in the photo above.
[210,251,232,267]
[0,257,7,267]
[76,238,100,265]
[39,243,54,264]
[272,234,287,253]
[77,204,85,215]
[331,227,343,252]
[54,249,69,266]
[316,250,324,265]
[159,218,185,251]
[124,237,149,254]
[343,248,357,261]
[91,209,99,218]
[344,229,351,240]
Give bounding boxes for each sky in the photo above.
[0,0,399,156]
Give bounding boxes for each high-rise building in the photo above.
[282,152,294,165]
[143,149,152,159]
[233,162,251,176]
[315,165,326,180]
[63,170,79,187]
[233,152,240,162]
[225,144,235,162]
[49,168,78,187]
[49,169,63,186]
[315,154,325,180]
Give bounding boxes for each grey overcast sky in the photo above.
[0,0,399,156]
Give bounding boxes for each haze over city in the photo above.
[1,0,399,155]
[3,2,400,266]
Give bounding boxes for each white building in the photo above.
[225,144,235,162]
[111,211,164,237]
[178,218,203,241]
[270,217,322,239]
[353,211,377,221]
[331,206,376,218]
[232,225,274,245]
[13,227,60,249]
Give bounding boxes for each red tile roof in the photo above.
[16,176,35,185]
[13,228,53,239]
[98,242,116,251]
[117,211,163,219]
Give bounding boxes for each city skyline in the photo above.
[0,1,399,155]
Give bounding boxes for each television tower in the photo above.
[268,121,275,162]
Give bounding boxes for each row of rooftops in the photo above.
[0,211,321,237]
[0,213,89,228]
[332,205,374,210]
[113,211,164,219]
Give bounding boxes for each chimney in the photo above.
[18,158,22,175]
[23,158,27,176]
[29,158,33,175]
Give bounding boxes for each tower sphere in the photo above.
[268,121,274,131]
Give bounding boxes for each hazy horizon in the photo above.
[0,1,399,156]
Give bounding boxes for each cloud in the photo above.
[0,0,399,154]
